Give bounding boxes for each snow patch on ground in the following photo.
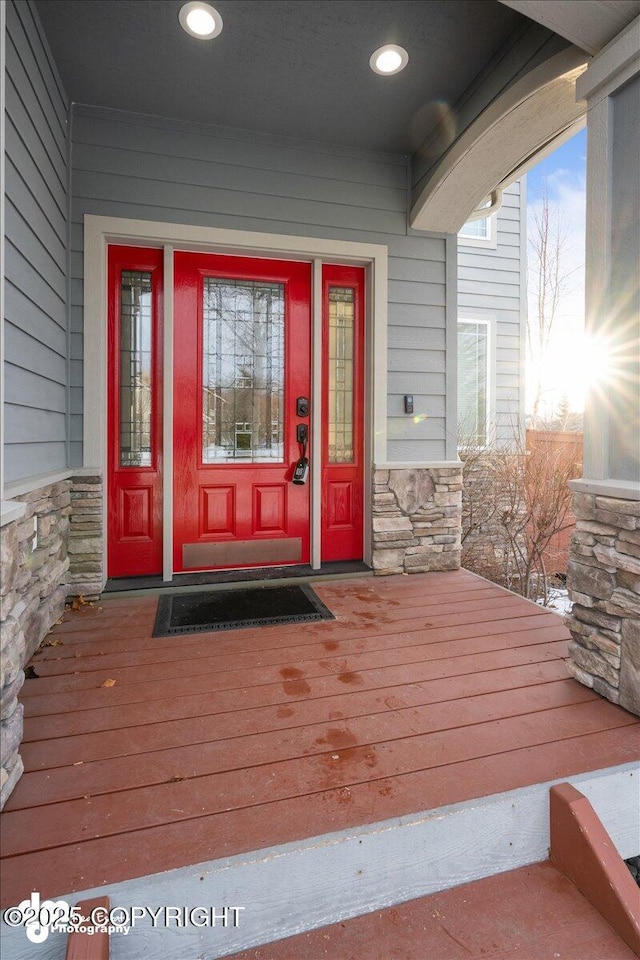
[537,587,572,616]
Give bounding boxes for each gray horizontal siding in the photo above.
[4,0,69,484]
[457,180,525,445]
[71,104,451,464]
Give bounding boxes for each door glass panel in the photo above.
[328,287,355,463]
[202,278,285,462]
[120,270,153,467]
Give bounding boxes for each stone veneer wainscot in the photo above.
[0,480,71,809]
[67,475,105,598]
[372,467,462,575]
[566,492,640,716]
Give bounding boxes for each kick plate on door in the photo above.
[183,539,302,568]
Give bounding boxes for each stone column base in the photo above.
[68,475,105,597]
[566,492,640,716]
[0,479,71,809]
[372,467,462,575]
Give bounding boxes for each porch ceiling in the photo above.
[35,0,526,153]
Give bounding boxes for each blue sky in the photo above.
[525,127,587,413]
[527,127,586,203]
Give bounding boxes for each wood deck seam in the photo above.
[2,725,637,855]
[18,681,600,772]
[30,630,569,681]
[36,621,570,676]
[4,711,636,827]
[18,645,571,718]
[20,641,569,697]
[20,676,589,741]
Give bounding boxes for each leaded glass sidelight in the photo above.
[202,279,285,462]
[328,287,355,463]
[120,271,153,467]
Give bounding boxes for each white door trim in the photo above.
[162,245,174,582]
[84,216,387,579]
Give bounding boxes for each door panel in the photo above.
[321,265,365,562]
[107,246,163,578]
[173,253,311,572]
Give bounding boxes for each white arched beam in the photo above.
[410,47,587,234]
[500,0,640,56]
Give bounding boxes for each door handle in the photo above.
[293,423,309,484]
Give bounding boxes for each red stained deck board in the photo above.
[18,639,568,713]
[230,861,638,960]
[25,617,569,715]
[32,616,566,682]
[33,586,529,662]
[14,680,598,802]
[20,673,591,772]
[21,633,567,728]
[2,698,634,856]
[22,659,570,742]
[43,574,485,638]
[2,725,638,909]
[30,602,554,684]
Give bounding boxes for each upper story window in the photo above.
[458,201,497,248]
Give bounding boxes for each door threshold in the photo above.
[103,561,372,598]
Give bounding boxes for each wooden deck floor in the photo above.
[2,569,639,908]
[231,860,639,960]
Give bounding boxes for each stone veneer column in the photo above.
[566,20,640,715]
[67,475,105,598]
[566,494,640,714]
[372,467,462,575]
[0,480,71,809]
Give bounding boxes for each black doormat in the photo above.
[153,583,334,637]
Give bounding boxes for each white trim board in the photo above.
[3,762,637,960]
[4,469,75,500]
[83,215,389,470]
[576,14,640,103]
[0,0,6,506]
[162,245,174,583]
[0,500,27,528]
[84,216,388,579]
[374,460,463,471]
[569,477,640,501]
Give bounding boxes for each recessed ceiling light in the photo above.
[179,1,223,40]
[369,44,409,76]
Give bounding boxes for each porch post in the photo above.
[566,17,640,715]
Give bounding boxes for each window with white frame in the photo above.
[458,319,490,446]
[459,217,490,240]
[458,202,497,248]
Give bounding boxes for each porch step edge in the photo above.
[2,762,638,960]
[550,781,640,955]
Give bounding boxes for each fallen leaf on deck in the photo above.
[101,678,116,687]
[73,761,83,766]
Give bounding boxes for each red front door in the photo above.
[173,253,312,572]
